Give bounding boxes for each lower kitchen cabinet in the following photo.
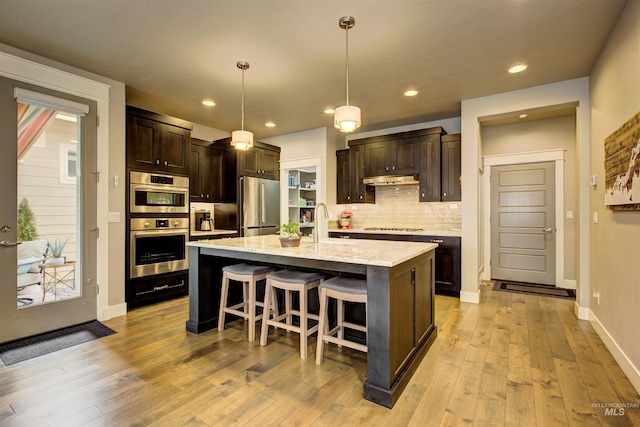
[328,231,461,296]
[127,270,188,309]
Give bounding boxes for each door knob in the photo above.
[542,227,555,233]
[0,240,21,247]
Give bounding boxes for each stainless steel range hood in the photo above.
[362,174,419,186]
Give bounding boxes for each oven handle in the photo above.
[130,184,189,193]
[132,229,189,237]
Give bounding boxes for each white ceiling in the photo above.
[0,0,628,139]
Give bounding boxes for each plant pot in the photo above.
[50,256,66,265]
[279,237,301,248]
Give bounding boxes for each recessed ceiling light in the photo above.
[265,122,276,128]
[519,113,528,119]
[404,89,418,97]
[508,64,527,74]
[324,108,335,114]
[202,100,215,107]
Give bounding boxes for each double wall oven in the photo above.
[128,171,190,308]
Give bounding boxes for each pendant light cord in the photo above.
[241,67,245,131]
[345,25,350,106]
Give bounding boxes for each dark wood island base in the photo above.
[186,236,438,408]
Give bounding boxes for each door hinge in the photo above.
[92,171,100,182]
[90,227,100,238]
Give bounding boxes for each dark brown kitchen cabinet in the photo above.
[126,106,192,175]
[238,143,280,180]
[190,139,224,202]
[361,134,420,177]
[441,133,461,201]
[336,149,351,204]
[419,131,442,202]
[349,144,375,203]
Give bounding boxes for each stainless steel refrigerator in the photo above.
[240,176,280,236]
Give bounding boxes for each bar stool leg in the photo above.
[218,271,229,332]
[285,289,292,328]
[316,286,328,365]
[260,280,273,346]
[247,276,257,342]
[300,285,309,359]
[337,296,344,348]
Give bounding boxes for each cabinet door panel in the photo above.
[393,137,420,174]
[389,264,415,380]
[208,149,224,201]
[442,139,461,201]
[161,124,189,174]
[190,148,202,200]
[259,149,279,180]
[350,145,375,203]
[127,116,160,170]
[415,258,433,342]
[363,142,389,176]
[419,136,441,202]
[336,150,351,204]
[239,149,259,176]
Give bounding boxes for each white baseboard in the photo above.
[460,289,480,304]
[562,279,577,290]
[574,301,590,320]
[589,310,640,395]
[99,302,127,321]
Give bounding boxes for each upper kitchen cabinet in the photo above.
[336,149,351,204]
[237,142,281,180]
[349,144,375,203]
[126,106,192,175]
[190,139,224,202]
[357,133,421,177]
[441,133,461,201]
[418,128,445,202]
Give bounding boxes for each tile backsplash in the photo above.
[334,185,462,231]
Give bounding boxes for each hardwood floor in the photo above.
[1,284,639,426]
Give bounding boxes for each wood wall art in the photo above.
[604,111,640,210]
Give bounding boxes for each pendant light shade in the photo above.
[334,16,361,133]
[231,61,254,151]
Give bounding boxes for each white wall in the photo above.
[589,0,640,393]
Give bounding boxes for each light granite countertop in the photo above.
[187,235,437,267]
[328,227,462,238]
[189,229,238,238]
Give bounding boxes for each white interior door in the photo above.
[490,162,556,285]
[0,77,97,343]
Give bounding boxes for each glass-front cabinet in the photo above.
[286,168,316,234]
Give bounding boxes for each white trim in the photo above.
[482,149,565,288]
[280,156,325,236]
[460,289,480,304]
[589,310,640,394]
[574,301,591,320]
[101,302,128,321]
[1,51,113,321]
[14,87,89,116]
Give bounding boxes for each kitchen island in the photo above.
[186,235,438,408]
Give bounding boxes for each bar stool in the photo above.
[218,263,274,342]
[260,269,324,359]
[315,276,367,365]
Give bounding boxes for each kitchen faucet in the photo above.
[313,202,329,243]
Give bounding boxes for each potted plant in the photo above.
[279,222,301,247]
[48,237,69,265]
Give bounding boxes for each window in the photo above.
[59,142,77,184]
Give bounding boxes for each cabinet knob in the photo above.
[385,166,389,171]
[156,160,160,165]
[347,196,351,200]
[359,195,363,200]
[392,166,396,170]
[443,192,447,197]
[164,160,168,166]
[206,194,210,199]
[422,193,425,197]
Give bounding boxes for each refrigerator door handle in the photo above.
[261,182,266,225]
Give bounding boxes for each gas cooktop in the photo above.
[364,227,424,232]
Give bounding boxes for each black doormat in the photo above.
[492,280,576,299]
[0,320,116,366]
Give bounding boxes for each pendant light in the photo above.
[334,16,361,133]
[231,60,253,151]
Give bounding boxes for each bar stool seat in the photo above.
[218,263,274,342]
[260,269,324,359]
[315,276,368,365]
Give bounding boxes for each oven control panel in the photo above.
[130,217,189,231]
